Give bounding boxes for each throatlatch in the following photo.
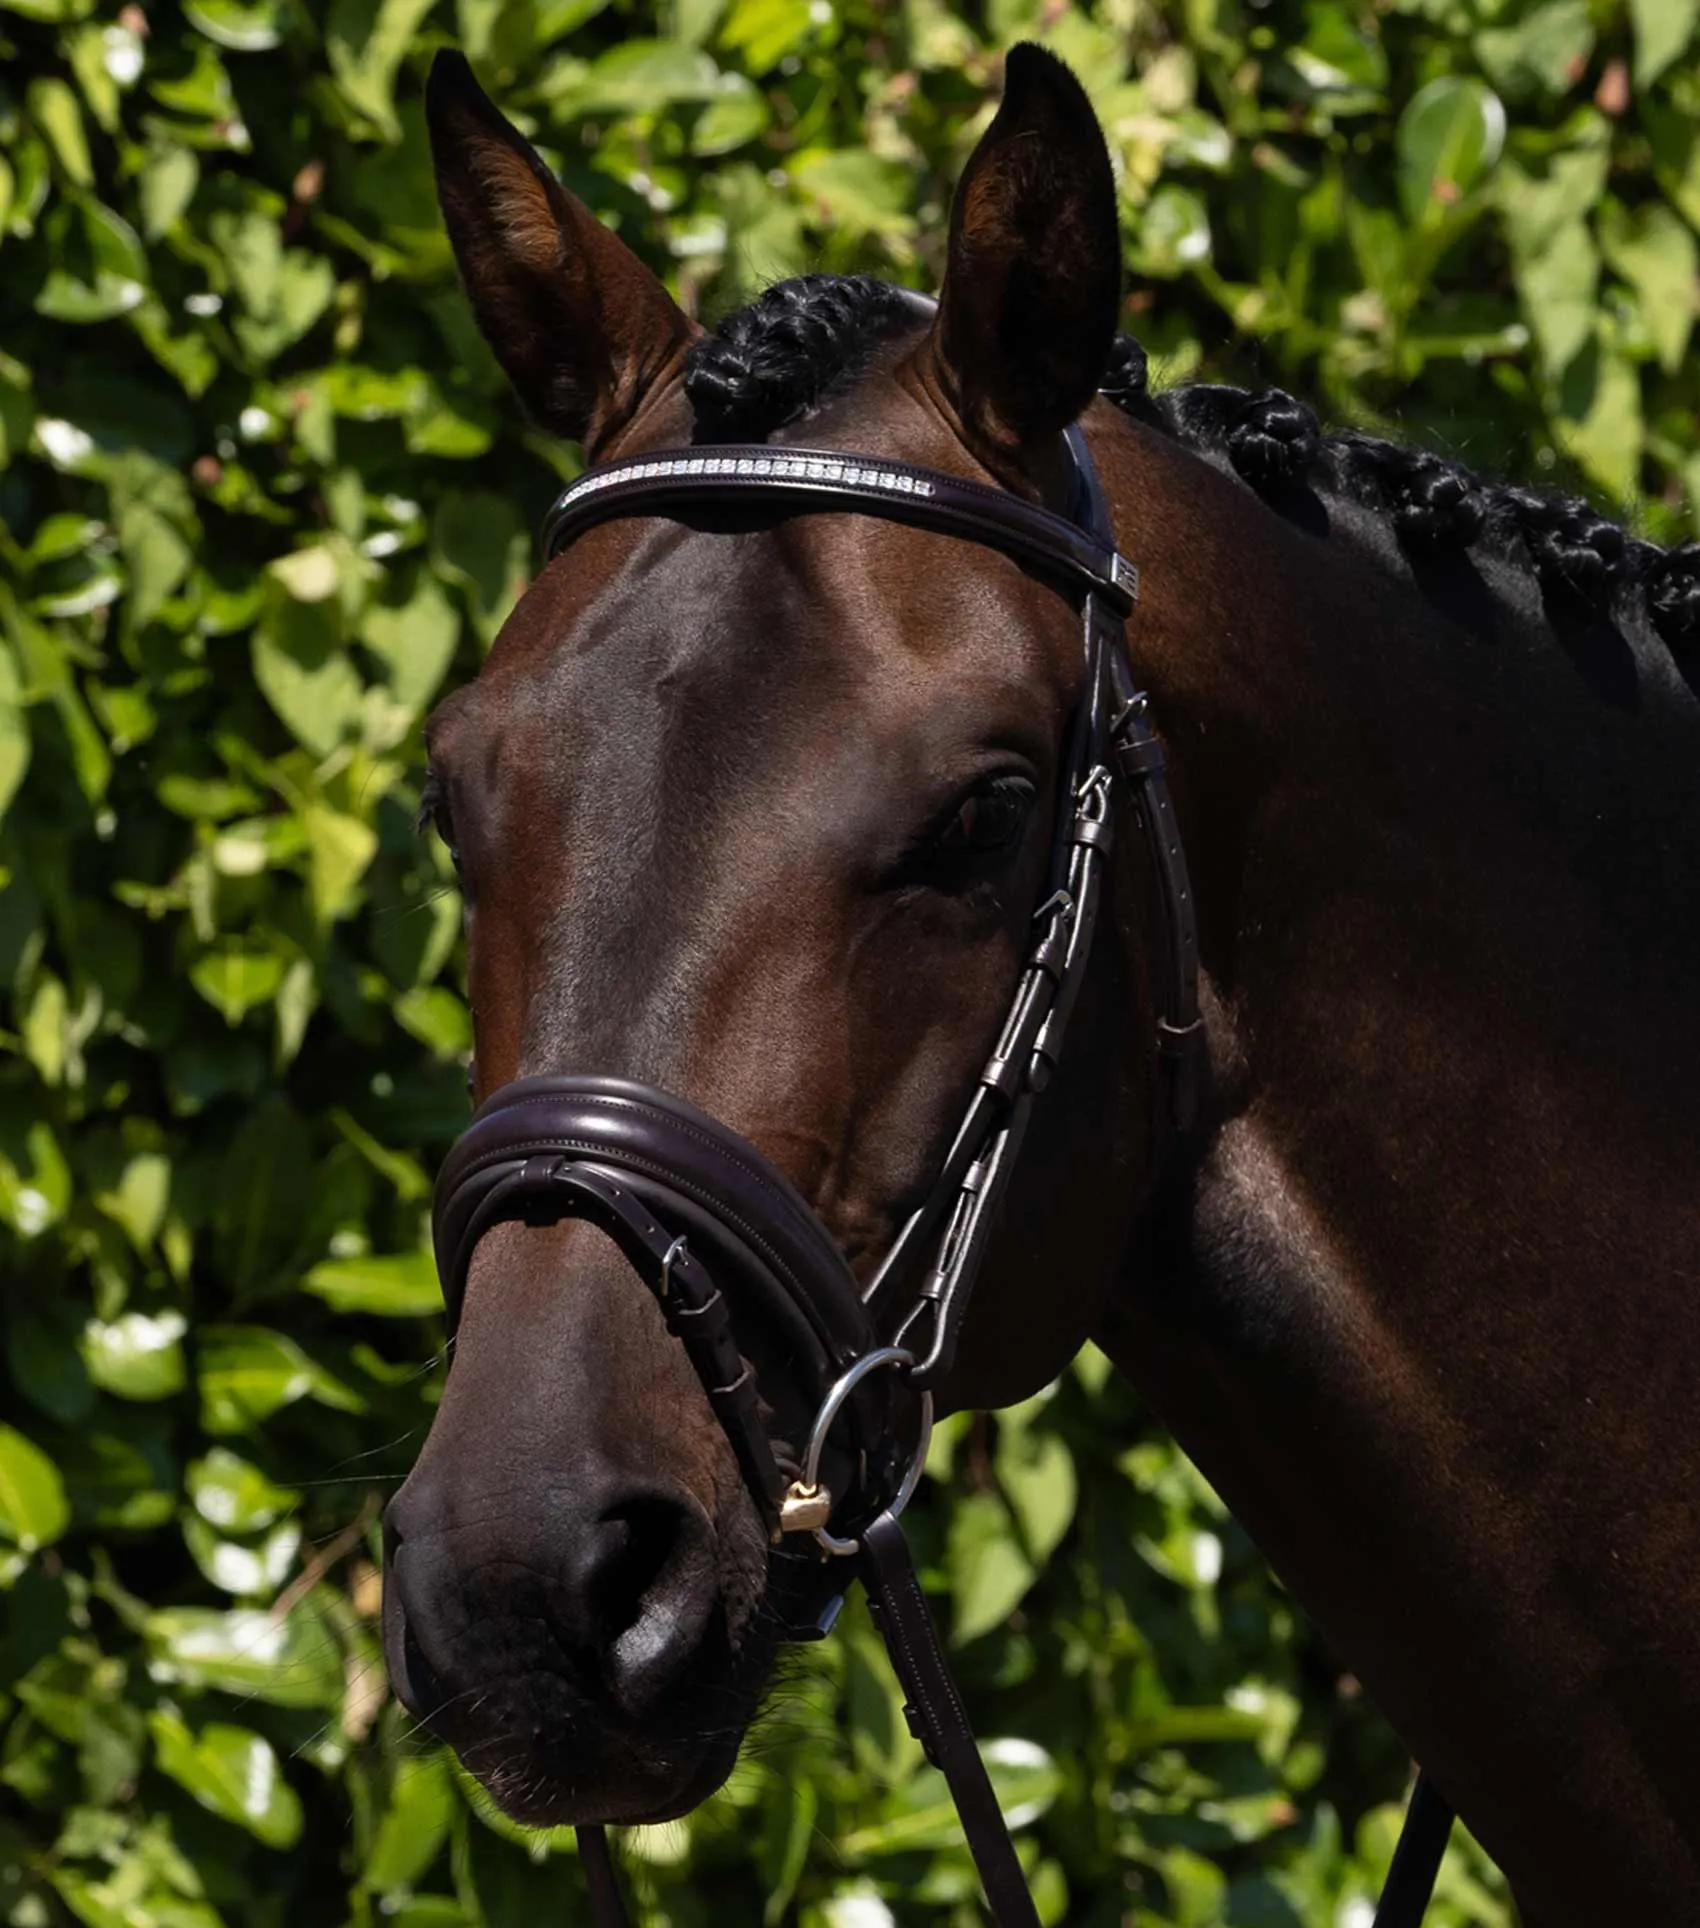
[429,420,1453,1928]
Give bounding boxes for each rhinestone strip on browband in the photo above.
[564,450,938,497]
[540,443,1140,611]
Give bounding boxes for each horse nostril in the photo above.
[589,1494,716,1719]
[591,1498,681,1642]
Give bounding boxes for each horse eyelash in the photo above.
[415,768,443,836]
[417,768,458,861]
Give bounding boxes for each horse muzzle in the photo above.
[425,1074,928,1631]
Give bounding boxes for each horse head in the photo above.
[382,46,1160,1828]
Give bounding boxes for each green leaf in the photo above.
[184,0,286,52]
[559,39,724,114]
[788,148,915,240]
[1630,0,1698,86]
[1137,182,1213,276]
[946,1489,1036,1644]
[183,1513,301,1596]
[35,197,148,323]
[302,802,378,926]
[196,1325,316,1434]
[0,1425,71,1552]
[841,1737,1061,1857]
[1396,77,1505,224]
[997,1407,1076,1566]
[719,0,817,69]
[431,492,528,641]
[95,1150,171,1250]
[303,1249,442,1317]
[144,1600,345,1707]
[692,74,770,156]
[326,0,439,141]
[365,1750,456,1892]
[394,984,472,1058]
[1555,338,1643,502]
[191,944,288,1024]
[360,573,461,714]
[268,543,343,603]
[150,1710,305,1845]
[27,76,93,185]
[0,0,97,18]
[5,1303,94,1424]
[117,502,194,631]
[252,595,365,757]
[1474,0,1595,100]
[187,1448,299,1532]
[138,145,200,239]
[0,637,33,819]
[81,1310,188,1402]
[1601,201,1698,375]
[1512,219,1598,373]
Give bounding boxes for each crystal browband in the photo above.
[540,443,1139,613]
[562,450,939,500]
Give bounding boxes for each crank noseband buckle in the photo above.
[430,1073,930,1576]
[781,1346,935,1555]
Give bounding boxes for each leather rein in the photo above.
[428,422,1455,1925]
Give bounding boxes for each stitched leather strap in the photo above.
[857,1511,1042,1927]
[578,1825,628,1926]
[1372,1772,1454,1928]
[436,1075,870,1370]
[543,444,1138,616]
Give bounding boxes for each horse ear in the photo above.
[926,45,1122,453]
[425,51,697,452]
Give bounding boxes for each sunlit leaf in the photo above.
[196,1325,316,1433]
[187,1448,299,1532]
[150,1710,305,1845]
[946,1490,1035,1644]
[365,1749,456,1891]
[304,1249,442,1318]
[81,1310,188,1402]
[0,1425,70,1552]
[184,0,285,52]
[145,1600,345,1707]
[1396,77,1505,224]
[842,1738,1061,1857]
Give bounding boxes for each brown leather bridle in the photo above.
[427,419,1455,1926]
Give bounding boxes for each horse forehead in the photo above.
[477,502,1075,762]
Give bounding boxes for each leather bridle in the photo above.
[427,414,1455,1925]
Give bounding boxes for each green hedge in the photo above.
[0,0,1693,1922]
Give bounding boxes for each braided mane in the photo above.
[683,275,1700,662]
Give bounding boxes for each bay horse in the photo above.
[382,42,1700,1927]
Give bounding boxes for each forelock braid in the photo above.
[684,274,917,442]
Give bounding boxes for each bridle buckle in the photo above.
[777,1481,834,1534]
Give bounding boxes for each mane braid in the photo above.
[1101,330,1700,660]
[683,273,1700,660]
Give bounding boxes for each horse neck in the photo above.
[1091,399,1700,1274]
[1088,404,1700,1921]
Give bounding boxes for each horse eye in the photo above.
[933,776,1036,854]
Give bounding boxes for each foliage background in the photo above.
[0,0,1695,1921]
